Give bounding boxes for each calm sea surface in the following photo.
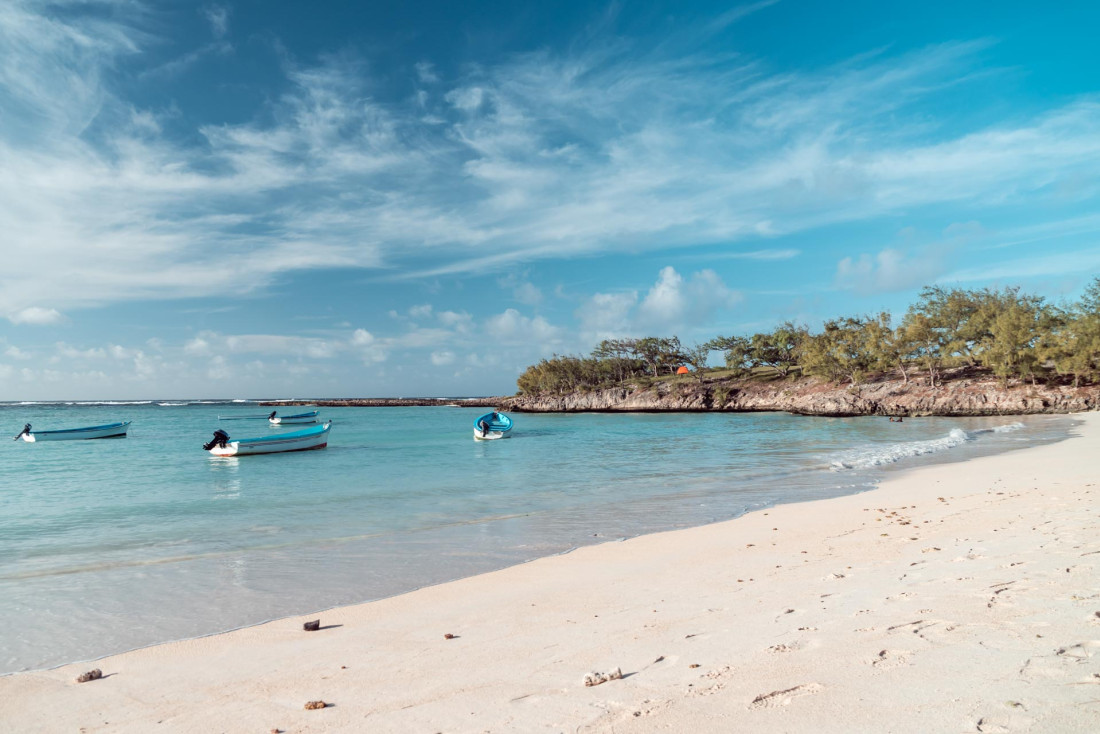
[0,401,1073,673]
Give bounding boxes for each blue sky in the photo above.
[2,0,1100,399]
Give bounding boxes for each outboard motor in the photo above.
[13,423,31,440]
[268,411,277,420]
[203,429,230,451]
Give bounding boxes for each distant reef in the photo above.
[498,369,1100,417]
[259,398,502,408]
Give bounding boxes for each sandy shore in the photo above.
[3,415,1099,733]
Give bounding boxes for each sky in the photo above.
[1,0,1100,400]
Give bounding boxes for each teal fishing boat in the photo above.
[473,411,513,441]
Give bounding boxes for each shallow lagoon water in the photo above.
[0,401,1071,673]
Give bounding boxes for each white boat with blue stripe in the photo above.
[268,410,320,425]
[14,421,131,442]
[204,421,332,456]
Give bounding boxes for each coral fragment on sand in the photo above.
[583,668,623,686]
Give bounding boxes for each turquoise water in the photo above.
[0,401,1071,673]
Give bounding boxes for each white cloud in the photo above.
[485,308,562,345]
[184,337,211,355]
[54,343,106,360]
[8,307,63,325]
[430,350,455,366]
[2,3,1099,324]
[836,247,952,295]
[202,5,229,38]
[575,267,741,340]
[703,248,802,261]
[409,304,433,319]
[4,345,30,360]
[513,281,543,305]
[636,267,741,333]
[575,291,638,342]
[351,328,375,346]
[437,310,473,332]
[414,61,438,84]
[445,86,484,111]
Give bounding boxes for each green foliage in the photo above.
[684,343,712,382]
[800,316,878,385]
[515,278,1100,395]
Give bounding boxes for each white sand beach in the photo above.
[3,413,1098,733]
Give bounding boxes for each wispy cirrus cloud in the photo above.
[3,0,1100,324]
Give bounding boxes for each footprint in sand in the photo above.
[1019,642,1100,682]
[686,665,734,697]
[748,683,823,710]
[767,643,798,653]
[1055,640,1100,659]
[869,648,911,671]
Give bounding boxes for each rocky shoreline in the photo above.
[499,370,1100,417]
[259,371,1099,417]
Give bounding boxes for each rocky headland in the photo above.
[500,369,1100,416]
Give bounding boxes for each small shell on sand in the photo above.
[583,668,623,687]
[75,669,102,683]
[304,700,327,710]
[303,620,320,632]
[444,633,455,639]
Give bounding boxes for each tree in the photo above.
[799,317,875,385]
[863,312,909,383]
[684,344,712,382]
[909,286,986,366]
[1040,278,1100,387]
[706,335,752,375]
[976,288,1048,386]
[749,322,805,377]
[900,311,945,387]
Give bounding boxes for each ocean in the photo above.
[0,401,1073,674]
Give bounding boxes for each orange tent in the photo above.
[676,365,690,374]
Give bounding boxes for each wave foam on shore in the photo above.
[830,421,1025,470]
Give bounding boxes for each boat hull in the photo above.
[209,421,332,456]
[22,422,131,442]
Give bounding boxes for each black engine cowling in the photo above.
[203,429,230,451]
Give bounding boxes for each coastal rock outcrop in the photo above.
[501,371,1100,417]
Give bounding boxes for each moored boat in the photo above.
[473,411,513,441]
[14,421,131,442]
[268,410,320,425]
[203,421,332,456]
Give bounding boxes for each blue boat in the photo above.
[268,410,320,425]
[473,411,513,441]
[15,421,131,442]
[205,421,332,456]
